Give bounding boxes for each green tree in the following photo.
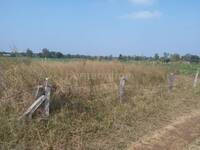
[154,53,159,60]
[170,53,180,62]
[26,48,33,57]
[163,52,169,59]
[42,48,50,58]
[56,52,64,58]
[163,52,170,63]
[118,54,123,60]
[182,54,199,63]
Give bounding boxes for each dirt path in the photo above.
[128,111,200,150]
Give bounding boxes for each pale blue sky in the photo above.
[0,0,200,56]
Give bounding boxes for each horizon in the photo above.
[1,48,200,58]
[0,0,200,56]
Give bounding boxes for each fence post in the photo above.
[119,76,127,103]
[44,78,50,118]
[35,85,44,99]
[168,73,175,93]
[20,78,51,120]
[193,70,199,88]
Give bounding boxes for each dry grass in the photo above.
[185,137,200,150]
[0,57,200,150]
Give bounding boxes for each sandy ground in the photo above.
[128,110,200,150]
[184,137,200,150]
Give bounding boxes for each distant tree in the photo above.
[182,54,199,63]
[42,48,50,58]
[170,53,180,62]
[163,52,170,59]
[56,52,64,58]
[127,56,132,60]
[66,54,71,58]
[154,53,159,60]
[10,52,17,57]
[162,52,170,63]
[26,49,33,57]
[108,55,113,60]
[182,54,191,61]
[118,54,123,60]
[50,51,56,58]
[134,56,140,61]
[38,52,43,58]
[20,52,26,57]
[190,55,200,63]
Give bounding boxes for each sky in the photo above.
[0,0,200,56]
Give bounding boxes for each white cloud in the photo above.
[120,10,161,20]
[128,0,155,5]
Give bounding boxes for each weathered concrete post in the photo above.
[44,78,50,118]
[168,73,175,93]
[35,85,44,99]
[193,70,199,88]
[119,76,127,103]
[20,78,51,120]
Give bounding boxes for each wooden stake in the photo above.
[119,76,127,103]
[44,78,50,118]
[20,78,51,120]
[35,85,44,99]
[168,73,175,93]
[193,70,199,88]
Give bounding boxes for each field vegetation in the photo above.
[0,57,200,149]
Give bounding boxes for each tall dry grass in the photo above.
[0,57,200,149]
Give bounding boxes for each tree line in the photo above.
[119,53,200,63]
[0,48,200,63]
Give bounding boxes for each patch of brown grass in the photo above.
[0,58,200,150]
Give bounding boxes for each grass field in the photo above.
[1,57,200,149]
[163,63,200,75]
